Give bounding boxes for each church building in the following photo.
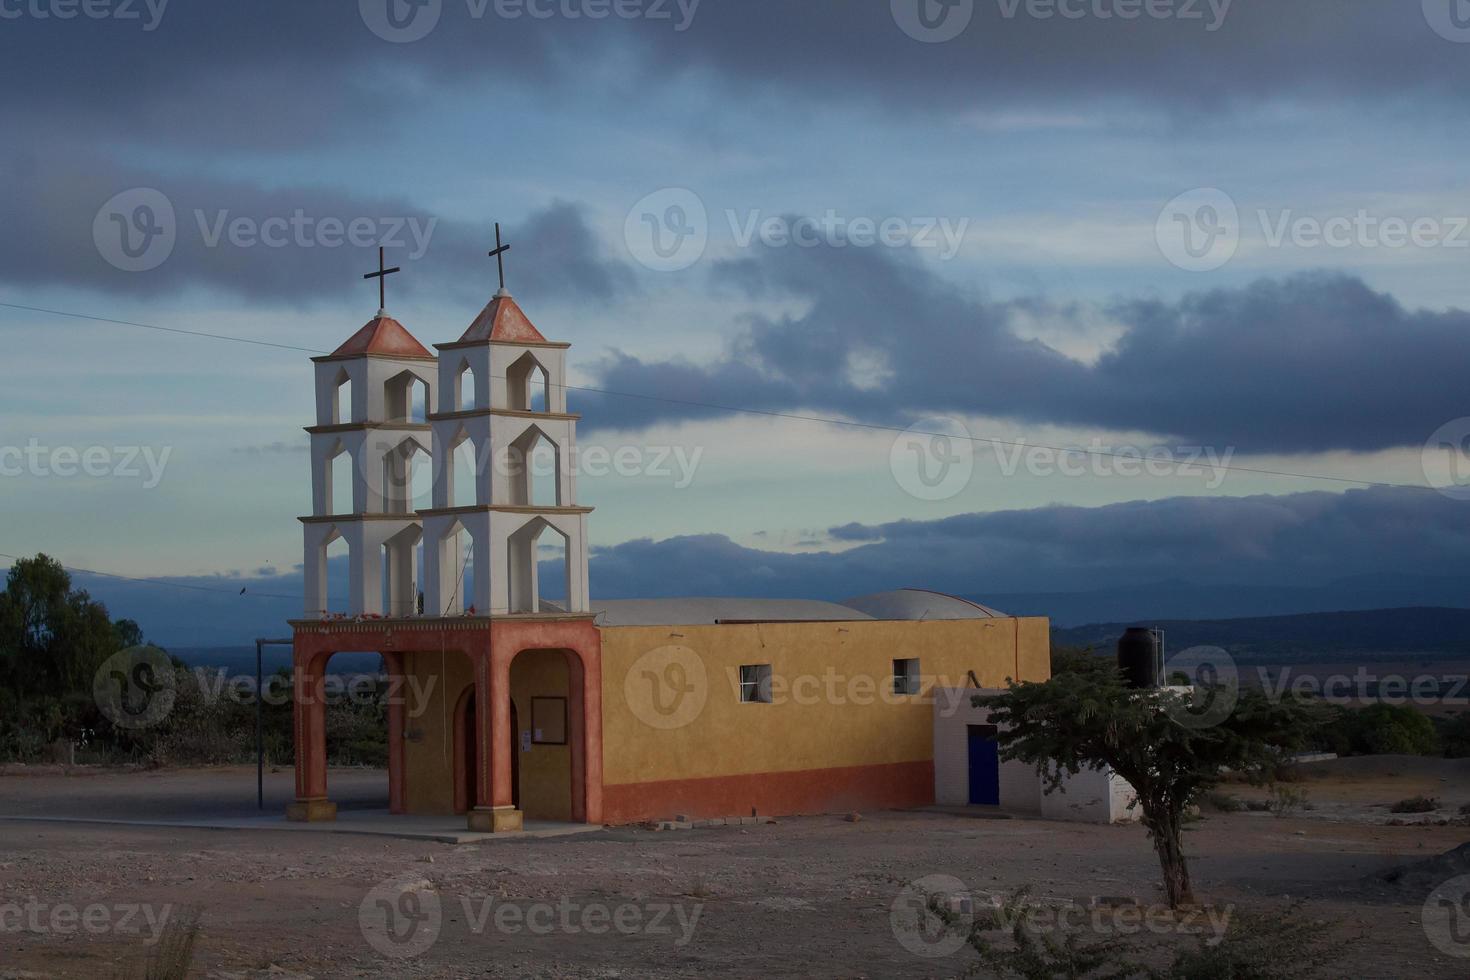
[288,244,1051,831]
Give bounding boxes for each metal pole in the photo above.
[256,639,264,810]
[253,638,295,812]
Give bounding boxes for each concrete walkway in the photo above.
[0,766,604,844]
[0,809,604,844]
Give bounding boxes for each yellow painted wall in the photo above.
[599,617,1050,788]
[509,650,572,820]
[402,648,474,815]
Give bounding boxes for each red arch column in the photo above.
[565,651,587,823]
[287,644,336,821]
[468,643,522,832]
[579,638,603,825]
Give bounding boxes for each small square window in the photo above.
[739,663,772,703]
[893,658,920,696]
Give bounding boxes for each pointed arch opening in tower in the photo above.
[334,368,353,425]
[329,444,353,515]
[448,428,477,508]
[382,436,430,514]
[506,351,551,413]
[507,517,569,614]
[456,359,477,413]
[508,425,561,508]
[324,530,350,616]
[380,524,423,617]
[384,369,429,424]
[438,520,477,615]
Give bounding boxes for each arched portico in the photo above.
[285,645,401,821]
[288,615,601,831]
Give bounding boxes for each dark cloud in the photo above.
[0,157,631,308]
[585,486,1470,599]
[577,243,1470,452]
[3,2,1465,153]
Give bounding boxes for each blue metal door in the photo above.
[967,725,1000,805]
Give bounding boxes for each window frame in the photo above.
[738,663,773,704]
[892,657,921,696]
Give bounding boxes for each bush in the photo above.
[1169,906,1346,979]
[1433,712,1470,759]
[1270,785,1310,817]
[1322,704,1439,757]
[1203,791,1243,813]
[1390,795,1440,814]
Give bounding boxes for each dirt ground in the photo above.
[1226,755,1470,825]
[1,764,1468,978]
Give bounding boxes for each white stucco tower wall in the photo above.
[301,312,437,618]
[420,288,592,617]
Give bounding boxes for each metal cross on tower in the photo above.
[362,246,401,311]
[487,222,511,292]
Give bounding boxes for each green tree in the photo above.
[977,660,1323,908]
[1328,703,1439,756]
[0,553,140,701]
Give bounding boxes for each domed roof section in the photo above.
[459,289,548,344]
[331,314,434,359]
[841,589,1008,621]
[586,597,873,626]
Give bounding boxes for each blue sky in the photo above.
[3,1,1470,642]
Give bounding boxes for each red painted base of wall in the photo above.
[600,760,934,825]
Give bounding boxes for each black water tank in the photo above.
[1117,628,1159,689]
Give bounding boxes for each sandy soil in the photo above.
[1225,755,1470,825]
[0,765,1467,978]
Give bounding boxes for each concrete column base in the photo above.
[468,806,523,833]
[285,798,338,822]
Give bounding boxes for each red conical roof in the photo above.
[331,314,434,359]
[459,290,548,344]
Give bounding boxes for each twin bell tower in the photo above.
[300,230,590,622]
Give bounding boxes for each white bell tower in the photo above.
[301,290,437,618]
[419,282,592,616]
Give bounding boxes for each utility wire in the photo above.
[0,301,1445,494]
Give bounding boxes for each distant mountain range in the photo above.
[1051,607,1470,664]
[966,574,1470,628]
[167,647,381,676]
[37,561,1470,651]
[165,608,1470,676]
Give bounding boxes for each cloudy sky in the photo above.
[3,0,1470,642]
